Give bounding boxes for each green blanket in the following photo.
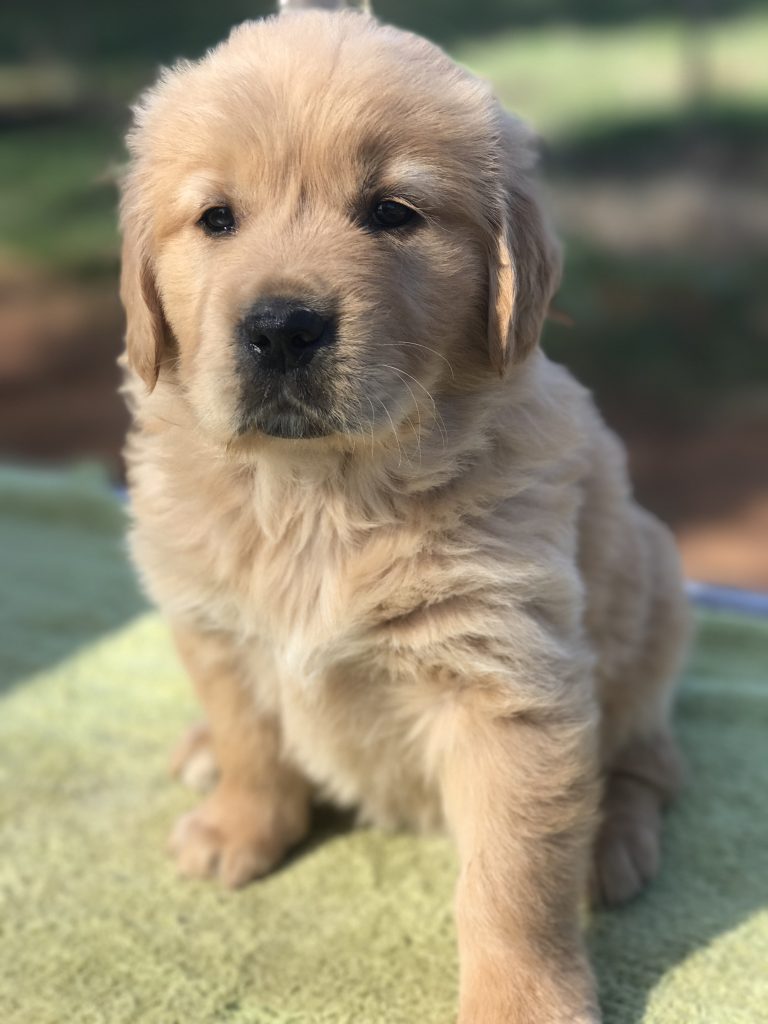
[1,465,766,1024]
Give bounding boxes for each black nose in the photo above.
[240,299,334,373]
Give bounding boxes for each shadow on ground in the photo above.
[0,465,146,694]
[589,613,768,1021]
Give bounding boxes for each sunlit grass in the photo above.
[454,11,768,133]
[0,123,123,272]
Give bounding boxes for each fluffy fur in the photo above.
[119,10,688,1023]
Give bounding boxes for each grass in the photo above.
[546,243,768,422]
[0,122,123,272]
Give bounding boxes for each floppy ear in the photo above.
[119,185,171,392]
[487,114,562,374]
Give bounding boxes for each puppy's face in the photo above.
[121,12,559,448]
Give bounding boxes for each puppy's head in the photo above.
[120,11,560,448]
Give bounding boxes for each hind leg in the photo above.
[591,731,682,906]
[592,511,689,906]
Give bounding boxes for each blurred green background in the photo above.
[1,0,767,586]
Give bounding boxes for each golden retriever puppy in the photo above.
[119,7,688,1022]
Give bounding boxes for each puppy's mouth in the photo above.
[253,409,333,439]
[238,378,335,440]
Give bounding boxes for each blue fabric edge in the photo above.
[686,581,768,618]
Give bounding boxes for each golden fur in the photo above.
[119,10,689,1022]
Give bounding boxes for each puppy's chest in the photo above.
[227,524,362,658]
[204,511,444,825]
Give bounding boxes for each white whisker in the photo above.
[377,341,456,381]
[378,363,448,450]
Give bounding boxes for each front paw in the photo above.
[169,786,308,889]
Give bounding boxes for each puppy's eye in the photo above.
[199,205,236,235]
[371,199,417,231]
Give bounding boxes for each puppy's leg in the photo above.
[593,517,687,906]
[440,704,601,1024]
[168,624,311,888]
[592,731,681,907]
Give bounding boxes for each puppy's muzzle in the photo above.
[239,299,335,374]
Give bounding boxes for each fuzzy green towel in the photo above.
[1,465,766,1024]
